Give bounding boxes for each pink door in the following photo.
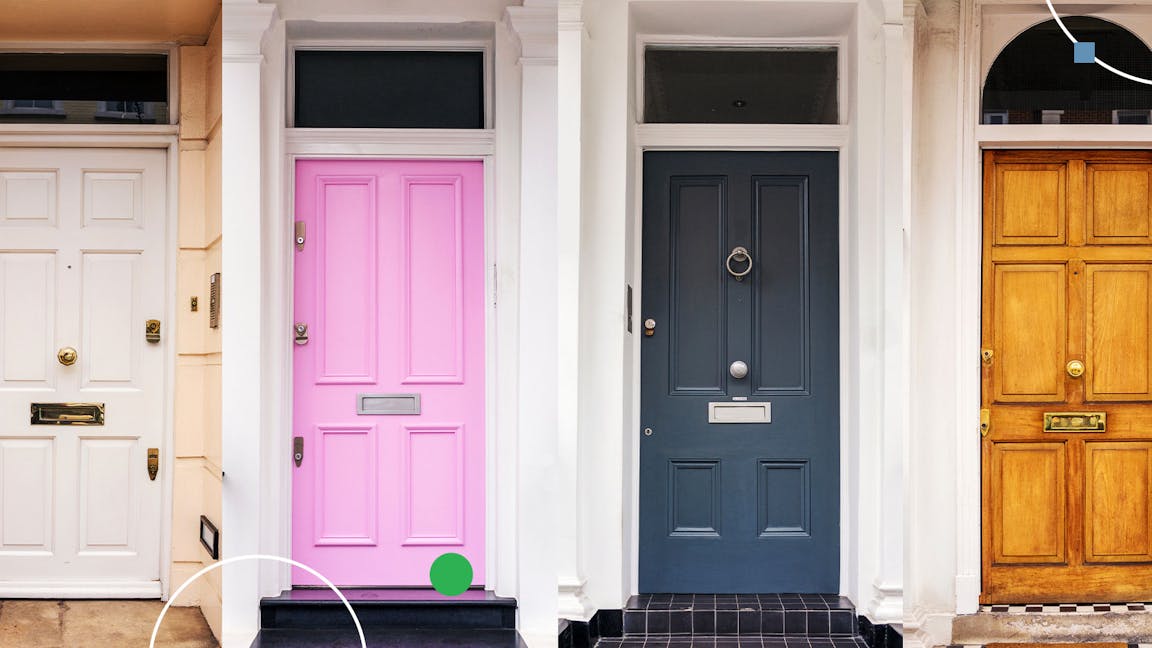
[292,159,485,586]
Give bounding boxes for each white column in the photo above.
[506,4,562,646]
[221,2,276,646]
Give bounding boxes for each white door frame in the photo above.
[281,128,499,588]
[0,124,179,600]
[952,0,1152,616]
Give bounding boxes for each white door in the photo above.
[0,148,167,597]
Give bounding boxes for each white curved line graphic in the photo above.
[149,554,367,648]
[1044,0,1152,86]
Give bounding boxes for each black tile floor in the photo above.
[595,637,869,647]
[250,627,525,647]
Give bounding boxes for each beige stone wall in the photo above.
[171,13,222,641]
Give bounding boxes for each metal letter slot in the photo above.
[147,448,159,481]
[31,402,105,425]
[358,393,421,416]
[145,319,161,343]
[1044,412,1106,432]
[708,401,771,424]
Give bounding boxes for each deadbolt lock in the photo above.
[57,347,78,366]
[981,348,994,364]
[1067,359,1085,378]
[980,409,991,437]
[145,320,161,344]
[147,448,159,481]
[293,436,304,467]
[294,323,309,345]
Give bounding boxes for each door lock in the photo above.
[145,319,161,344]
[293,436,304,467]
[147,448,159,481]
[294,323,309,345]
[643,319,656,337]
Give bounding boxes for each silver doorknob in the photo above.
[730,361,748,379]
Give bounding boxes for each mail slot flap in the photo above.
[708,402,771,424]
[31,402,105,425]
[358,393,421,415]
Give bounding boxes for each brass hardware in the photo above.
[293,436,304,467]
[57,347,77,366]
[145,319,161,343]
[980,409,991,437]
[31,402,105,426]
[1066,359,1085,378]
[725,246,753,281]
[295,221,306,251]
[191,296,198,312]
[981,348,994,364]
[294,323,309,345]
[147,448,158,481]
[1044,411,1106,432]
[643,318,656,337]
[209,273,220,329]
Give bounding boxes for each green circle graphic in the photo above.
[429,552,473,596]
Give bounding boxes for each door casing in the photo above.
[0,130,178,599]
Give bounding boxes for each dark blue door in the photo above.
[639,151,839,592]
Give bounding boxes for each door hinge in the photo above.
[981,348,993,365]
[293,436,304,467]
[980,409,991,437]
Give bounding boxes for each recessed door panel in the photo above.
[0,148,166,589]
[293,159,485,586]
[993,264,1066,402]
[1087,264,1152,401]
[1085,442,1152,563]
[990,442,1066,564]
[994,163,1067,245]
[1088,165,1152,244]
[640,152,839,592]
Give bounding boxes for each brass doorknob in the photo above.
[57,347,77,366]
[1067,359,1085,378]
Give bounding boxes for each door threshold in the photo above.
[0,581,162,599]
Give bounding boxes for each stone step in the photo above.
[595,635,870,647]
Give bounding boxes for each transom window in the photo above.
[0,53,169,124]
[982,16,1152,125]
[643,46,839,124]
[293,49,486,129]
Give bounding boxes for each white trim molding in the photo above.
[284,128,496,157]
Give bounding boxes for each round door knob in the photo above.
[57,347,77,366]
[730,360,749,379]
[1067,359,1085,378]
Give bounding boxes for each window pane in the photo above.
[982,17,1152,125]
[644,48,838,124]
[0,53,168,124]
[294,50,485,129]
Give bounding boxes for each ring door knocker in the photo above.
[726,246,752,281]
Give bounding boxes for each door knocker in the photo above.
[726,246,753,281]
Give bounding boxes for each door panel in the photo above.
[293,159,485,586]
[989,442,1067,564]
[1086,265,1152,400]
[1084,442,1152,563]
[0,148,166,590]
[982,150,1152,602]
[640,151,838,593]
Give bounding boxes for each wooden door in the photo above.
[0,148,167,595]
[983,149,1152,602]
[292,159,486,586]
[639,152,840,592]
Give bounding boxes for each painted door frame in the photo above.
[952,0,1152,617]
[283,130,498,588]
[628,36,853,599]
[0,123,180,599]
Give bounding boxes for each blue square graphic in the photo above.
[1074,41,1096,64]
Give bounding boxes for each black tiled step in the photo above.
[251,627,525,647]
[623,595,856,637]
[595,636,869,647]
[259,588,517,630]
